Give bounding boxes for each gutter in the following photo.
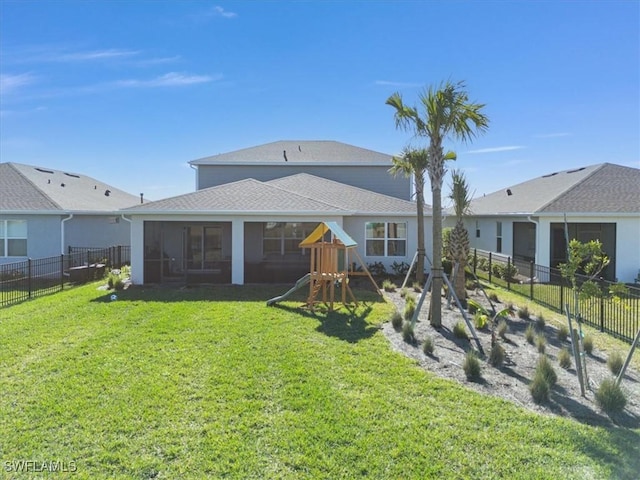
[61,214,73,254]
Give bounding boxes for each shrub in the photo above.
[391,261,410,277]
[391,311,403,331]
[583,335,594,354]
[558,347,572,369]
[488,292,500,303]
[506,302,515,313]
[453,321,469,340]
[473,312,488,330]
[403,294,417,321]
[517,305,530,320]
[529,370,550,404]
[467,302,479,315]
[497,319,508,340]
[536,355,557,387]
[489,343,505,368]
[402,322,416,345]
[535,334,547,354]
[382,279,397,292]
[399,287,408,298]
[477,257,489,271]
[525,324,535,344]
[595,378,627,414]
[535,313,545,330]
[463,351,482,381]
[367,261,387,277]
[412,282,422,293]
[465,279,477,291]
[422,336,435,356]
[607,352,624,376]
[557,324,569,342]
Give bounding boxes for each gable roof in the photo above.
[267,173,419,215]
[124,174,418,216]
[467,163,640,215]
[0,162,140,212]
[123,178,347,214]
[189,140,392,166]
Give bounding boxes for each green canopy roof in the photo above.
[299,221,357,248]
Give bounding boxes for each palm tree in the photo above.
[448,169,472,303]
[387,80,488,327]
[389,147,429,283]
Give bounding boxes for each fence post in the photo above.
[60,254,64,290]
[560,280,564,314]
[473,249,477,275]
[28,258,32,298]
[529,261,534,300]
[507,257,511,291]
[117,245,122,268]
[488,252,492,284]
[599,277,605,332]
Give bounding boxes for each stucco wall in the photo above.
[64,215,131,250]
[0,214,61,264]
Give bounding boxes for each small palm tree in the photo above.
[387,80,488,327]
[448,169,472,302]
[389,148,429,284]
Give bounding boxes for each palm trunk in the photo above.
[431,184,443,327]
[415,172,425,284]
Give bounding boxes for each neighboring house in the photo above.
[0,162,140,265]
[451,163,640,283]
[123,173,428,285]
[190,140,412,200]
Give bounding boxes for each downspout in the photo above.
[61,214,74,254]
[190,163,198,190]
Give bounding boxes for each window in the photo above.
[475,220,480,238]
[0,220,27,257]
[365,222,407,257]
[263,222,315,256]
[496,221,503,253]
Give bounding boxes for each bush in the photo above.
[497,319,508,340]
[557,324,569,342]
[402,322,416,345]
[465,279,477,291]
[607,352,624,376]
[404,294,417,321]
[525,324,535,344]
[467,302,479,315]
[391,311,403,331]
[453,321,469,340]
[558,347,572,369]
[595,378,627,414]
[518,305,530,320]
[529,370,550,404]
[536,355,557,387]
[535,313,545,330]
[391,261,410,277]
[488,292,500,303]
[477,257,489,271]
[583,335,594,354]
[489,343,505,368]
[463,351,482,381]
[367,261,387,277]
[412,282,422,293]
[422,336,435,356]
[382,279,397,292]
[399,287,408,298]
[535,334,547,354]
[473,312,488,330]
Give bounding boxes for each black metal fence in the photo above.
[470,249,640,343]
[0,246,130,308]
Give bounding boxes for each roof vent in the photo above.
[105,189,111,196]
[60,183,65,187]
[35,167,54,174]
[567,167,586,174]
[283,150,288,162]
[140,193,144,204]
[506,189,512,196]
[542,172,558,178]
[47,179,51,184]
[64,172,80,178]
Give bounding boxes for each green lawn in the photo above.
[1,283,638,479]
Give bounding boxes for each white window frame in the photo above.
[0,220,28,257]
[365,222,407,257]
[496,221,503,253]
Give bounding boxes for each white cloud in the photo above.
[54,49,140,62]
[0,73,36,95]
[466,146,526,154]
[375,80,422,88]
[115,72,221,88]
[213,6,237,18]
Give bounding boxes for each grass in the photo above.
[1,282,639,479]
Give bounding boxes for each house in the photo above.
[0,162,140,265]
[123,173,427,285]
[455,163,640,282]
[190,140,412,200]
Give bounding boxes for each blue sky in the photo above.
[1,1,638,202]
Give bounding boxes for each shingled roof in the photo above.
[467,163,640,215]
[189,140,392,166]
[124,174,418,216]
[0,162,140,212]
